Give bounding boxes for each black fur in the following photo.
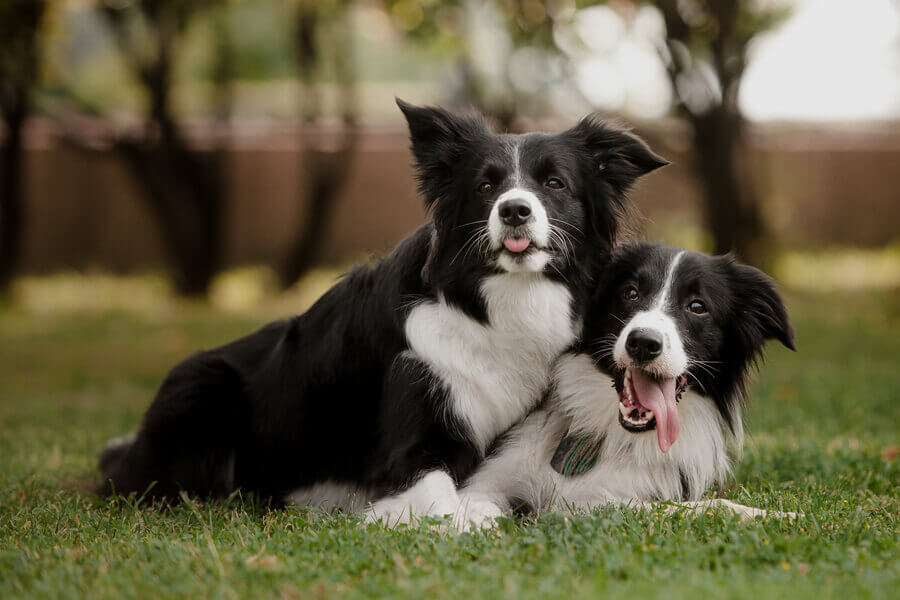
[97,101,667,503]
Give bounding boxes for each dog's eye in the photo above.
[623,286,639,302]
[477,182,493,195]
[546,177,565,190]
[688,300,707,315]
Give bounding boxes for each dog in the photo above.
[387,243,796,529]
[96,101,668,515]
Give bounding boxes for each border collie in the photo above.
[96,101,668,513]
[379,243,796,528]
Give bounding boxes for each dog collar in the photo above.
[551,428,604,477]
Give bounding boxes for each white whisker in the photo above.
[686,371,708,394]
[548,217,584,236]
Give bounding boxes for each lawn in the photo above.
[0,277,897,599]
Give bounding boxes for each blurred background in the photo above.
[2,6,898,586]
[0,0,898,308]
[0,4,897,544]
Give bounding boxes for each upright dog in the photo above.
[424,243,795,529]
[96,101,668,512]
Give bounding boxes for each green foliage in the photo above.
[0,288,897,598]
[229,1,295,80]
[382,0,467,55]
[382,1,575,122]
[736,1,792,48]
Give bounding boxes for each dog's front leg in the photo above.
[365,470,460,528]
[652,499,799,521]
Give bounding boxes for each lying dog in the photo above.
[96,101,667,512]
[371,243,796,528]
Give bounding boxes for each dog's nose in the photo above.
[626,328,663,363]
[498,199,532,227]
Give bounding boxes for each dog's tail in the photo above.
[98,432,137,476]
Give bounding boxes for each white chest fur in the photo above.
[405,273,577,454]
[550,353,733,505]
[461,353,736,514]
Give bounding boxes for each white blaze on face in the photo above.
[488,141,552,273]
[488,188,550,248]
[613,251,688,452]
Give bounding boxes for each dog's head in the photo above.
[585,243,795,452]
[398,100,667,284]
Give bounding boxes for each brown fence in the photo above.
[16,119,900,275]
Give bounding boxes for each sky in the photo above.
[741,0,900,121]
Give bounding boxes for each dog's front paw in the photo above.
[451,497,504,532]
[365,498,417,528]
[365,470,461,529]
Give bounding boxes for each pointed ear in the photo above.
[397,99,489,207]
[568,115,669,193]
[397,99,478,145]
[729,261,796,352]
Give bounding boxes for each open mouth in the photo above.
[615,367,688,453]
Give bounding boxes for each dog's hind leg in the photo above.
[98,432,137,475]
[96,353,249,501]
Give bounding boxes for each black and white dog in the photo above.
[390,243,796,528]
[96,101,668,513]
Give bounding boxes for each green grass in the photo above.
[0,285,897,599]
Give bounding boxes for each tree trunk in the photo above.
[280,139,356,287]
[0,0,45,293]
[0,101,26,291]
[97,2,226,297]
[114,138,223,297]
[279,3,358,287]
[691,107,766,265]
[655,0,775,266]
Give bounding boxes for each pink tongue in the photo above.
[503,238,531,253]
[630,369,680,453]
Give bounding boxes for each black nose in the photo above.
[498,199,532,226]
[625,328,663,364]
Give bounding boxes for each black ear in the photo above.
[729,261,796,352]
[568,115,669,193]
[397,99,489,208]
